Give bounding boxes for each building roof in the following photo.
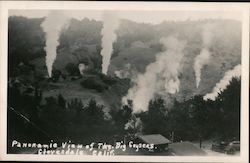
[137,134,170,145]
[169,141,206,156]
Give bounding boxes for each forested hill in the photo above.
[8,16,241,100]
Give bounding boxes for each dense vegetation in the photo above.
[138,77,240,142]
[8,16,46,77]
[8,77,240,145]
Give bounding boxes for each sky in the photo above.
[9,10,242,24]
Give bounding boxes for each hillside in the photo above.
[8,16,241,108]
[110,19,241,101]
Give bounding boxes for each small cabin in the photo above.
[135,134,171,152]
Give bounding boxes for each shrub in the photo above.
[80,76,108,92]
[65,63,80,76]
[98,73,117,85]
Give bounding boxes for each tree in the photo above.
[51,69,62,82]
[110,100,133,134]
[68,98,84,112]
[58,94,66,109]
[80,77,108,92]
[82,98,105,125]
[41,96,63,128]
[67,98,84,124]
[215,77,241,140]
[65,63,80,76]
[139,98,168,135]
[188,96,209,138]
[167,100,194,141]
[118,100,133,125]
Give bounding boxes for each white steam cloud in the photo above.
[194,49,210,88]
[115,63,131,79]
[78,63,86,75]
[123,36,186,113]
[203,64,241,101]
[124,115,143,133]
[194,24,215,88]
[41,11,69,77]
[101,12,120,75]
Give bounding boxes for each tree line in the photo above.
[8,77,240,144]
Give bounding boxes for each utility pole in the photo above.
[199,133,202,148]
[171,131,174,143]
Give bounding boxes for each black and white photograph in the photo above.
[0,1,249,162]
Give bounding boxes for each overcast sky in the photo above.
[9,10,242,24]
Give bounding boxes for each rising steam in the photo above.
[78,63,86,75]
[123,36,186,113]
[101,12,120,75]
[124,115,143,133]
[114,63,131,79]
[194,24,215,88]
[41,11,69,77]
[203,64,241,101]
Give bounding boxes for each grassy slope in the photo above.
[40,76,130,113]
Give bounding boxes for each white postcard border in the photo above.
[0,1,249,162]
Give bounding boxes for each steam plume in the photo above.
[114,63,131,79]
[41,11,69,77]
[203,64,241,101]
[124,115,143,133]
[101,12,120,75]
[194,24,215,88]
[78,63,86,75]
[123,36,186,113]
